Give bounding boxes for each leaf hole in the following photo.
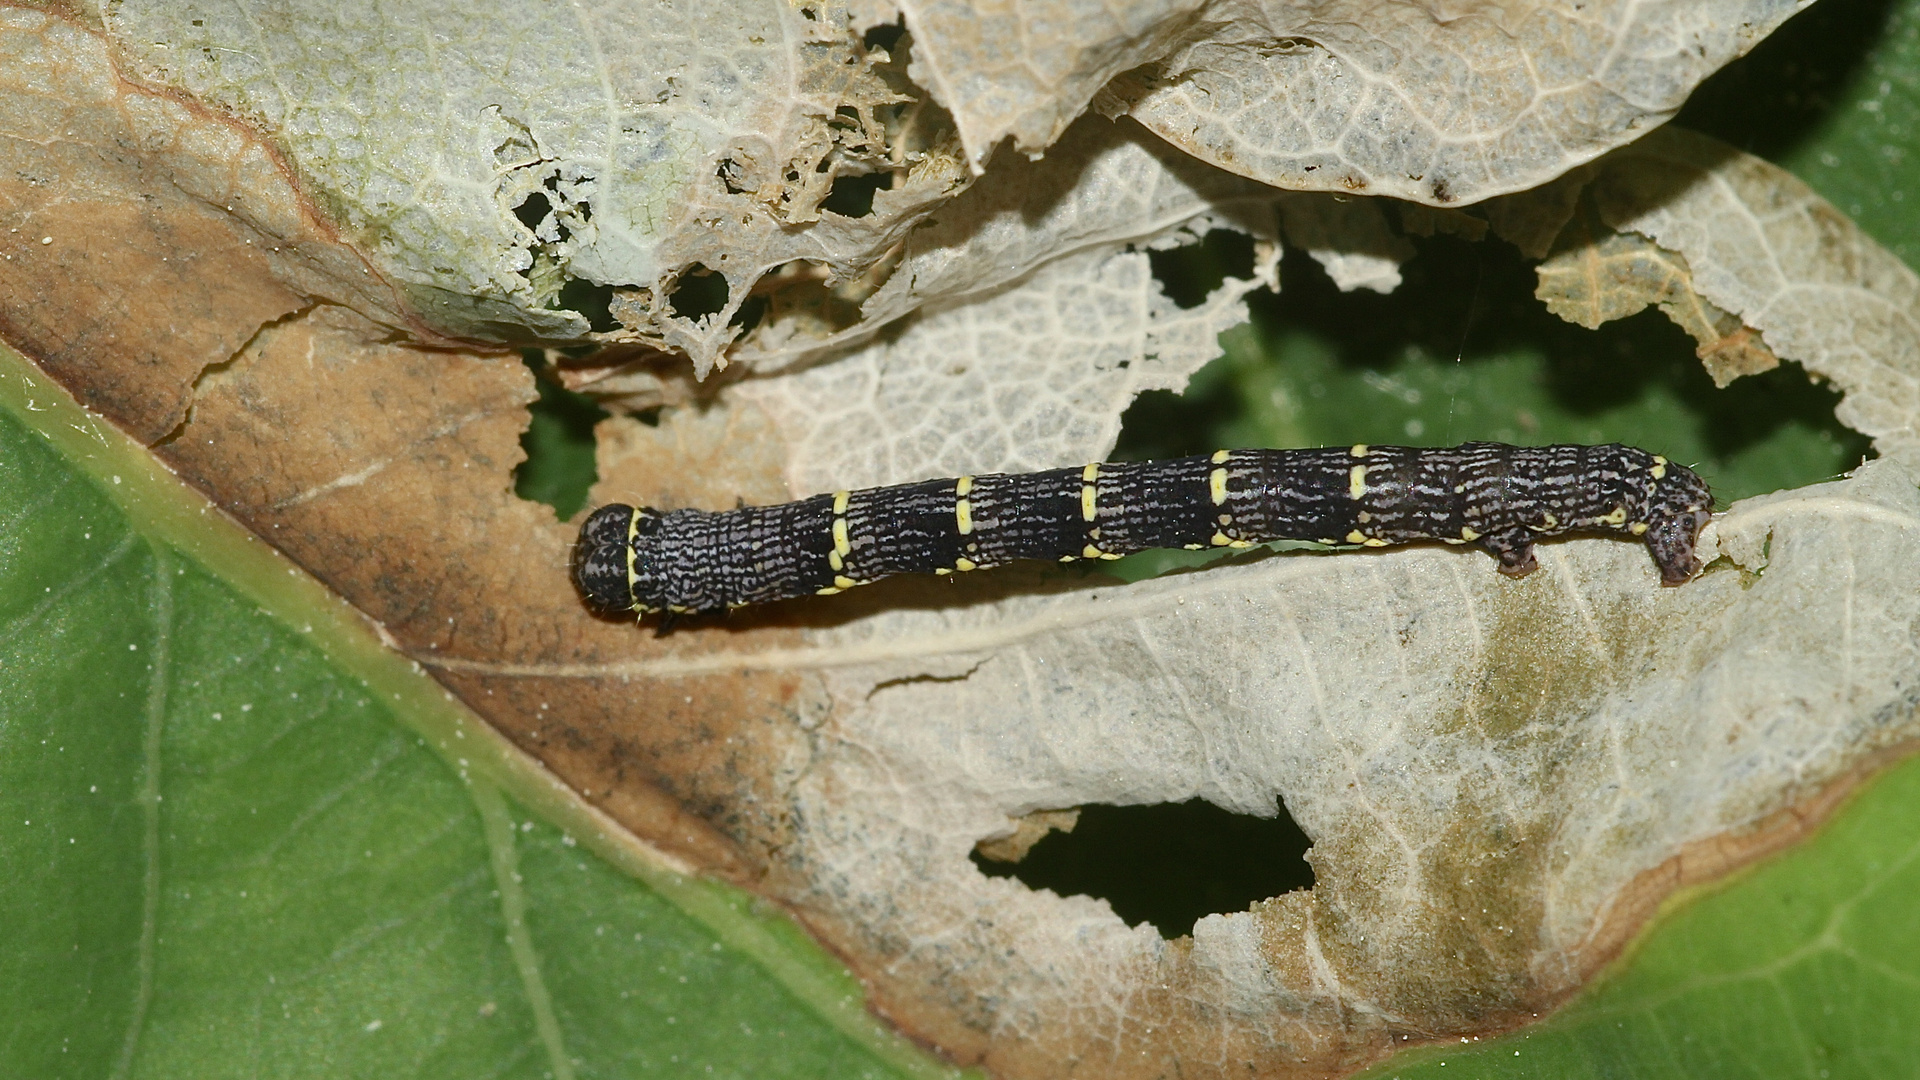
[1147,228,1256,309]
[556,278,619,333]
[972,797,1314,939]
[730,291,770,333]
[821,171,891,218]
[668,264,730,322]
[512,190,552,233]
[1117,239,1868,505]
[515,351,607,520]
[862,18,906,52]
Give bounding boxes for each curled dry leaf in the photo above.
[1535,199,1783,388]
[85,0,1800,378]
[7,8,1919,1080]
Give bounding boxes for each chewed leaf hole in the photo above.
[669,264,730,322]
[862,18,905,52]
[512,189,552,232]
[1117,239,1869,506]
[1147,228,1257,309]
[972,798,1314,939]
[515,352,607,520]
[822,171,891,218]
[555,278,619,333]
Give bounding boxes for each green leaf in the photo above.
[0,349,959,1079]
[1676,0,1920,267]
[515,353,608,522]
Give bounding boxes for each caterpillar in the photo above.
[573,442,1713,620]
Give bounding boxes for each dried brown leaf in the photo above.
[974,807,1081,863]
[0,10,413,442]
[1535,199,1782,387]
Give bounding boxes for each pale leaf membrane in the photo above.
[734,117,1283,373]
[736,238,1270,492]
[892,0,1208,164]
[98,0,1807,375]
[736,457,1920,1080]
[1578,126,1920,465]
[103,0,971,374]
[1106,0,1812,206]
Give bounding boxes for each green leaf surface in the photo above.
[515,353,609,522]
[0,349,952,1079]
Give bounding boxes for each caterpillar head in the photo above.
[1642,463,1714,585]
[571,504,668,615]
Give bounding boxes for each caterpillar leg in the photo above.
[1481,526,1539,577]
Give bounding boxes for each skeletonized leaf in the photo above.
[91,0,1810,378]
[102,0,972,373]
[716,455,1919,1079]
[591,148,1920,1080]
[571,130,1920,1077]
[1583,126,1920,464]
[736,221,1272,492]
[1106,0,1813,206]
[700,116,1282,377]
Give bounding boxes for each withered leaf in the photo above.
[1586,126,1920,464]
[91,0,1812,375]
[0,11,413,442]
[1535,199,1782,387]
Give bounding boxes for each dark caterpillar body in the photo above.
[573,442,1713,619]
